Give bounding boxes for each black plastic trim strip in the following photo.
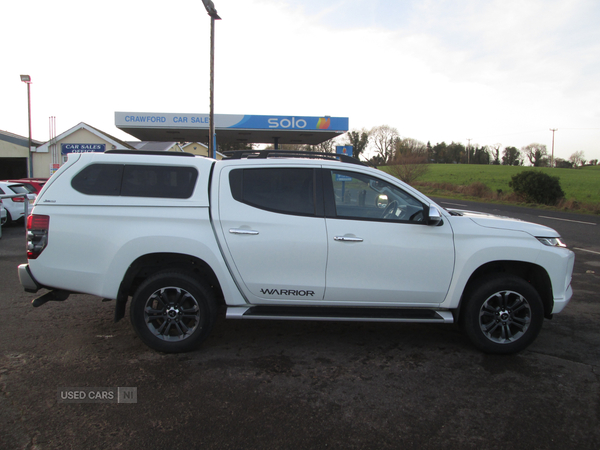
[222,150,367,166]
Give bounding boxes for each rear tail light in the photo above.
[13,196,25,202]
[27,214,50,259]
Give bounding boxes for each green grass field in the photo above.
[413,164,600,204]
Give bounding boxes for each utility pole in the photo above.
[466,138,472,164]
[550,128,557,168]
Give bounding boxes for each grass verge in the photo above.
[382,164,600,215]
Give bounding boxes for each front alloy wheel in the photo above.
[478,290,532,344]
[461,275,544,354]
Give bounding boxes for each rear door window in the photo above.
[229,168,319,216]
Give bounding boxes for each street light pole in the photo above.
[466,138,472,164]
[20,75,33,177]
[209,15,216,159]
[550,128,557,168]
[201,0,221,159]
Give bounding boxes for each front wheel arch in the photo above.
[458,261,553,320]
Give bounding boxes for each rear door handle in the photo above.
[334,236,363,242]
[229,228,259,235]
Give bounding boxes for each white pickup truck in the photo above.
[18,150,575,354]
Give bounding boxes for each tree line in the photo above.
[354,125,597,168]
[219,125,598,169]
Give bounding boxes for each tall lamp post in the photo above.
[201,0,221,159]
[550,128,557,168]
[20,75,33,177]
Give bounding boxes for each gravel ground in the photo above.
[1,213,599,450]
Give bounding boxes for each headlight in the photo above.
[537,237,567,248]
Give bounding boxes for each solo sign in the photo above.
[267,116,331,130]
[267,117,308,129]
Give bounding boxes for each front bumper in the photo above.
[552,284,573,314]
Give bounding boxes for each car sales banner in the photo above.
[61,144,106,154]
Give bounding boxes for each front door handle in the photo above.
[334,236,363,242]
[229,228,259,235]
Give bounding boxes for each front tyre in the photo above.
[130,271,217,353]
[461,275,544,354]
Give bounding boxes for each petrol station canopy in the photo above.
[115,112,349,146]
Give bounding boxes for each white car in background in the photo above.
[0,200,5,238]
[1,199,7,223]
[0,181,36,223]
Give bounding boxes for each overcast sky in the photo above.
[2,0,599,162]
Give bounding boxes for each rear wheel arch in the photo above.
[114,253,224,322]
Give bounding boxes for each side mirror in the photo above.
[427,205,442,226]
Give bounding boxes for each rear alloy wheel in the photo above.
[461,275,544,354]
[130,271,217,353]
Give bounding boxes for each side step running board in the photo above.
[226,306,454,323]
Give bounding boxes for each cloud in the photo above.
[1,0,599,160]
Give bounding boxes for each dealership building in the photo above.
[0,112,349,179]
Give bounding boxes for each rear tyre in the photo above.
[460,275,544,354]
[130,271,217,353]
